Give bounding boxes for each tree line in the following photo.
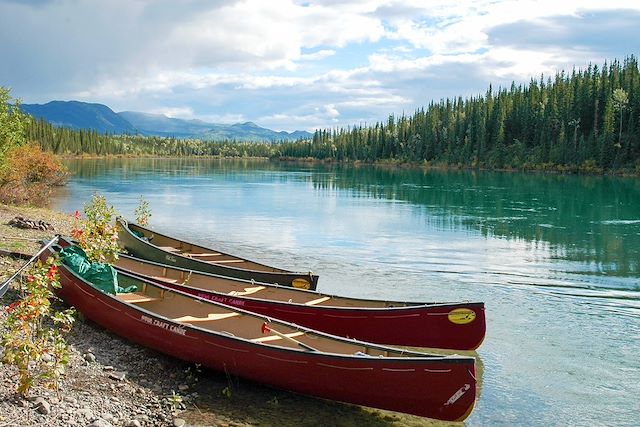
[281,56,639,173]
[29,121,280,158]
[22,55,640,174]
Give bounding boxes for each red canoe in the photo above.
[60,236,486,350]
[44,243,478,421]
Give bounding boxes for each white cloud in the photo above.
[148,107,194,119]
[300,50,337,61]
[2,0,640,131]
[323,104,340,118]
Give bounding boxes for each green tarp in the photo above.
[59,245,136,295]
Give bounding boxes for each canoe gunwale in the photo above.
[116,218,319,289]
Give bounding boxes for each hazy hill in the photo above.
[21,100,136,134]
[119,111,311,141]
[21,101,312,142]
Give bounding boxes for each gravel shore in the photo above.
[0,204,440,427]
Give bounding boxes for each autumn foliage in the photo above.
[1,257,75,397]
[0,143,68,206]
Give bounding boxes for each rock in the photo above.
[33,397,51,415]
[64,396,78,405]
[8,216,54,230]
[109,371,127,381]
[77,408,94,419]
[124,420,142,427]
[173,418,186,427]
[84,352,97,363]
[134,414,149,423]
[87,418,112,427]
[178,384,189,392]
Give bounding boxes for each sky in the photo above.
[1,0,639,132]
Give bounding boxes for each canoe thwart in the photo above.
[252,331,305,343]
[150,276,178,283]
[208,259,246,264]
[305,296,331,306]
[187,253,223,257]
[156,246,180,252]
[173,312,240,322]
[228,286,266,296]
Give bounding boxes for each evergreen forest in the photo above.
[28,56,640,174]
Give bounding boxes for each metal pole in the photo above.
[0,235,59,298]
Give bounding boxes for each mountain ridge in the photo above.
[21,101,312,142]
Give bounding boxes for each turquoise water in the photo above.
[53,158,640,426]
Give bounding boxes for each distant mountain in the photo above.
[21,101,312,142]
[120,111,310,141]
[117,111,214,137]
[21,101,136,134]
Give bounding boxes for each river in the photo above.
[52,158,640,426]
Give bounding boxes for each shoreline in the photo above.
[0,204,440,427]
[57,153,640,177]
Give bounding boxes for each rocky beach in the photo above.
[0,204,437,427]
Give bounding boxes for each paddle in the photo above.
[261,321,317,352]
[0,235,59,298]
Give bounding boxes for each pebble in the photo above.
[134,414,149,423]
[124,420,142,427]
[87,418,112,427]
[173,418,186,427]
[33,397,51,415]
[84,352,97,363]
[108,371,127,381]
[77,408,94,419]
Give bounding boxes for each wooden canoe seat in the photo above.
[157,246,180,252]
[117,292,162,304]
[252,331,305,343]
[228,286,266,297]
[305,296,331,306]
[173,312,240,322]
[188,253,222,257]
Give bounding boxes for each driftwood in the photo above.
[7,216,55,231]
[0,248,31,260]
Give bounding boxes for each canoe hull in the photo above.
[117,219,319,290]
[48,253,477,421]
[156,278,485,350]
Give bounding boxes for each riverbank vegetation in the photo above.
[5,56,640,195]
[0,88,67,206]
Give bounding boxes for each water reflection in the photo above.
[57,158,640,426]
[63,158,640,279]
